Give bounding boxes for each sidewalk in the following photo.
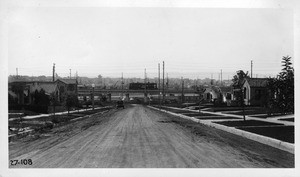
[9,106,112,121]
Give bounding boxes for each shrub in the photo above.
[51,116,60,124]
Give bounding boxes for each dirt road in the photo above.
[9,104,294,168]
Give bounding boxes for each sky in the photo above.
[7,7,293,79]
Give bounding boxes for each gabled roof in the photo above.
[31,82,58,94]
[245,78,268,87]
[204,86,220,93]
[219,86,232,93]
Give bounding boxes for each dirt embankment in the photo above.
[9,108,117,159]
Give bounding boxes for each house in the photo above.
[9,81,60,105]
[242,78,268,106]
[203,86,221,102]
[202,86,233,105]
[219,86,233,105]
[178,93,201,103]
[55,79,78,95]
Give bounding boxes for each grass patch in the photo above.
[278,118,294,122]
[195,116,240,120]
[238,126,294,143]
[206,106,263,112]
[224,110,267,116]
[214,120,283,127]
[181,112,216,116]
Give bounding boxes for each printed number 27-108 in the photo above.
[10,159,33,165]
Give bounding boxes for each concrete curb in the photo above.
[148,106,294,154]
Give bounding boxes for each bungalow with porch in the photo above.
[242,78,268,106]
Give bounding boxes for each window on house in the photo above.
[207,93,211,100]
[226,93,231,100]
[243,88,247,99]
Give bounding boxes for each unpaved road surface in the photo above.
[9,104,294,168]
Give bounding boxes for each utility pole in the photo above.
[166,73,169,98]
[144,69,146,94]
[52,64,55,81]
[162,61,165,104]
[228,75,230,86]
[92,84,95,110]
[221,69,222,86]
[121,72,124,98]
[158,63,161,108]
[144,68,147,103]
[69,69,71,79]
[16,68,18,78]
[251,60,253,78]
[181,77,184,103]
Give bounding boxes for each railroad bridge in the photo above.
[78,88,198,95]
[78,88,200,102]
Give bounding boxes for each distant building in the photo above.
[202,86,233,105]
[56,79,78,95]
[129,82,157,90]
[219,86,233,105]
[180,93,201,103]
[8,81,59,106]
[8,79,78,109]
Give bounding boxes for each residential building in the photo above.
[242,78,268,106]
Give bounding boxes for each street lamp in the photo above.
[241,87,246,121]
[92,84,95,110]
[159,92,162,109]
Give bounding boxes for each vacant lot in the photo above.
[238,126,294,143]
[214,120,283,127]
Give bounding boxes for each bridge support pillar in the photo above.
[144,93,149,103]
[107,93,111,102]
[125,93,130,102]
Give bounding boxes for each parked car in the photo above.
[116,100,125,109]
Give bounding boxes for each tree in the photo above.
[65,93,79,115]
[50,92,60,116]
[267,56,294,115]
[232,70,249,89]
[232,70,249,121]
[232,70,249,105]
[33,89,50,105]
[277,56,294,113]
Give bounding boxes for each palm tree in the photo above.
[232,70,250,89]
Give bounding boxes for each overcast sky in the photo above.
[7,7,293,79]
